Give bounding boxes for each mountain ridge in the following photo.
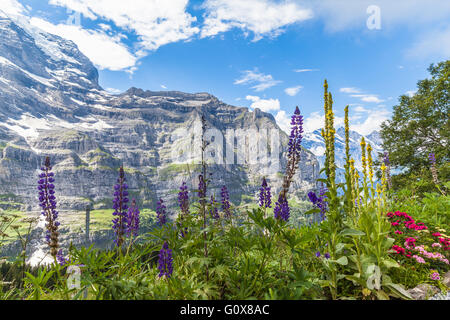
[0,14,319,214]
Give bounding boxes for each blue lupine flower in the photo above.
[258,177,272,209]
[158,241,174,278]
[112,166,129,247]
[38,157,60,258]
[56,249,69,266]
[287,106,304,161]
[220,185,231,218]
[156,198,167,226]
[274,196,290,222]
[429,152,436,164]
[209,195,220,220]
[127,198,140,236]
[178,182,190,216]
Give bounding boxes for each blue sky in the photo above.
[2,0,450,135]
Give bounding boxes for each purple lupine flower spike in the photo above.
[220,186,231,219]
[56,249,69,266]
[38,156,60,258]
[287,106,304,162]
[156,198,167,226]
[308,191,318,205]
[429,153,436,164]
[112,166,129,247]
[209,195,220,220]
[158,241,174,278]
[198,174,206,200]
[277,107,304,221]
[178,182,190,216]
[127,198,140,236]
[259,177,272,209]
[274,195,290,222]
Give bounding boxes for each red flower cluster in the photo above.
[439,237,450,251]
[405,237,417,248]
[386,211,428,231]
[392,245,405,255]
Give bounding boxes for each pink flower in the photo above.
[412,255,426,264]
[430,272,440,281]
[432,232,441,237]
[432,243,442,248]
[395,230,403,234]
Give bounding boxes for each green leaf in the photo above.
[340,228,366,237]
[385,283,413,300]
[331,256,348,266]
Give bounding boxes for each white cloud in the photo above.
[284,85,303,96]
[48,0,200,51]
[275,110,291,134]
[293,68,319,73]
[350,94,384,103]
[340,87,361,94]
[303,111,345,133]
[235,69,281,91]
[246,95,280,112]
[350,108,391,135]
[406,26,450,60]
[160,84,168,89]
[305,0,450,32]
[30,17,138,71]
[340,86,385,104]
[353,105,368,113]
[405,90,416,97]
[201,0,313,40]
[0,0,27,16]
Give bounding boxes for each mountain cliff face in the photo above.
[0,14,319,216]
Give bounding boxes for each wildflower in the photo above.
[155,198,167,226]
[158,242,173,278]
[392,245,405,255]
[324,253,331,259]
[56,249,68,266]
[405,237,417,248]
[178,182,190,216]
[278,106,304,204]
[367,143,375,196]
[308,187,327,222]
[198,174,206,200]
[315,251,321,258]
[258,178,272,209]
[127,198,140,236]
[412,255,426,264]
[430,271,440,281]
[384,152,392,189]
[112,166,129,247]
[274,196,290,222]
[221,185,231,218]
[432,232,441,237]
[209,195,220,220]
[395,230,403,235]
[38,157,60,258]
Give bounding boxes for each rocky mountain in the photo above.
[303,127,384,181]
[0,12,319,219]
